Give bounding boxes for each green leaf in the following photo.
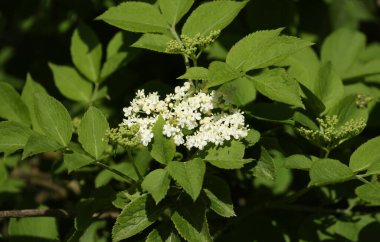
[97,2,169,34]
[207,61,241,88]
[328,94,369,126]
[205,141,252,169]
[21,74,47,132]
[0,121,33,156]
[248,35,312,70]
[101,32,135,81]
[227,29,312,72]
[112,190,131,209]
[78,107,109,159]
[158,0,194,26]
[321,28,366,78]
[146,224,181,242]
[246,103,295,125]
[203,175,235,217]
[177,67,209,80]
[106,32,126,58]
[218,77,256,106]
[71,22,102,82]
[345,59,380,79]
[132,34,172,53]
[366,162,380,176]
[330,0,373,29]
[98,148,152,185]
[3,154,21,167]
[150,116,176,164]
[0,82,30,124]
[310,158,355,186]
[93,86,109,102]
[49,63,93,103]
[22,133,63,159]
[182,0,247,37]
[8,217,59,242]
[355,182,380,205]
[299,83,326,116]
[167,158,205,201]
[64,144,95,173]
[250,68,304,108]
[280,46,320,92]
[142,169,171,204]
[123,147,152,181]
[252,147,276,181]
[313,62,344,112]
[226,29,283,70]
[205,41,228,60]
[244,129,260,147]
[100,52,128,81]
[349,136,380,172]
[171,196,212,242]
[34,93,73,146]
[254,150,292,195]
[293,111,319,130]
[75,221,107,242]
[95,169,113,188]
[112,194,164,241]
[360,43,380,61]
[285,154,312,170]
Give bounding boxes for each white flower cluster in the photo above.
[122,81,249,150]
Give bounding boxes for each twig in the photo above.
[0,209,120,219]
[0,209,71,218]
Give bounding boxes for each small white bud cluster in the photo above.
[122,81,249,150]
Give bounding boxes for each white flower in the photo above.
[121,81,249,149]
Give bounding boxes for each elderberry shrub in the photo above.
[1,0,380,241]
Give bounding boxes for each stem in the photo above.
[127,149,142,181]
[0,209,71,218]
[356,175,380,192]
[169,26,191,69]
[0,208,120,219]
[89,83,99,106]
[356,175,371,185]
[191,57,198,67]
[95,161,134,184]
[323,148,330,158]
[357,173,375,179]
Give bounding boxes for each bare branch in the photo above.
[0,209,120,219]
[0,209,71,218]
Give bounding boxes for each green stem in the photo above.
[127,149,142,181]
[169,26,190,69]
[89,83,99,106]
[191,57,198,67]
[95,161,134,184]
[356,175,380,192]
[356,173,375,179]
[323,148,330,158]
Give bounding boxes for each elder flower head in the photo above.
[121,81,249,150]
[297,115,366,150]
